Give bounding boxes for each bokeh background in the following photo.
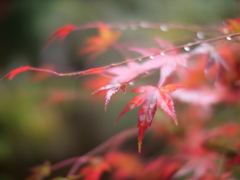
[0,0,240,179]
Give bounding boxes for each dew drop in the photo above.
[160,25,169,32]
[130,25,138,30]
[129,81,134,86]
[222,28,229,34]
[184,46,190,51]
[150,55,155,59]
[138,58,142,62]
[197,32,205,39]
[140,22,149,28]
[120,26,127,30]
[226,36,232,40]
[160,52,165,56]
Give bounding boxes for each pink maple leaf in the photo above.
[129,39,188,85]
[105,62,143,84]
[92,83,127,111]
[191,43,230,75]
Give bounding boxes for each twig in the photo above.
[74,22,219,32]
[49,128,137,176]
[2,33,240,80]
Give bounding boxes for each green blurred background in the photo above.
[0,0,240,179]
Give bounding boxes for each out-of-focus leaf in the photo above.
[79,22,120,60]
[1,66,31,80]
[26,161,51,180]
[79,157,110,180]
[44,24,75,50]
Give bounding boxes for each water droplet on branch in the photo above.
[120,26,127,30]
[184,46,190,51]
[130,25,138,30]
[222,28,229,34]
[140,22,149,28]
[226,36,232,40]
[160,52,165,56]
[129,82,134,85]
[150,56,155,59]
[160,25,169,32]
[197,32,205,39]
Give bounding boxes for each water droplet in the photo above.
[184,46,190,51]
[160,52,165,56]
[120,26,127,30]
[150,55,155,59]
[160,25,169,32]
[222,28,229,34]
[197,32,205,39]
[140,22,149,28]
[130,25,138,30]
[226,36,232,40]
[129,82,134,85]
[138,58,142,62]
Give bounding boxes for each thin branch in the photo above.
[48,128,137,176]
[50,157,80,171]
[67,157,88,177]
[74,22,219,32]
[2,33,240,80]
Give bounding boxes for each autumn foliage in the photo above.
[2,16,240,180]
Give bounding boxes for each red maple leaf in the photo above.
[105,151,144,179]
[142,157,181,180]
[44,24,75,50]
[1,66,31,80]
[92,83,127,111]
[174,127,219,179]
[79,157,110,180]
[117,84,184,152]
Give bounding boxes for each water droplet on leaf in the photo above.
[120,26,127,30]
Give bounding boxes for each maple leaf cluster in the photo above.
[1,17,240,180]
